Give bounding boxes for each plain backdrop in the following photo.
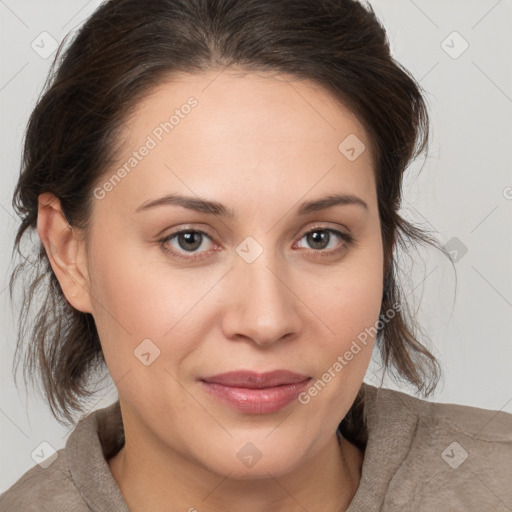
[1,0,511,493]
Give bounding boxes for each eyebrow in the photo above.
[135,193,368,217]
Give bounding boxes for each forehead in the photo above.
[126,69,372,152]
[102,70,376,213]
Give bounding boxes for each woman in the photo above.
[1,0,510,510]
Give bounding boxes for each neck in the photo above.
[108,412,363,512]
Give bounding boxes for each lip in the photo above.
[200,370,311,414]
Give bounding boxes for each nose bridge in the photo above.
[225,237,301,346]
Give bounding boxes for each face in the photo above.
[73,70,383,478]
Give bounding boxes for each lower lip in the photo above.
[201,379,311,414]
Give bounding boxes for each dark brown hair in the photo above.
[10,0,444,426]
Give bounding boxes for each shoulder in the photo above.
[0,448,89,511]
[373,384,512,441]
[366,385,512,510]
[383,385,512,449]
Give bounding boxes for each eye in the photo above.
[158,229,217,261]
[294,227,354,257]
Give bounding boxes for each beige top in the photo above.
[1,382,511,511]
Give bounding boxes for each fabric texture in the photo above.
[1,382,511,511]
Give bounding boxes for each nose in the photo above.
[221,251,304,348]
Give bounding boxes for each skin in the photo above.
[37,69,384,512]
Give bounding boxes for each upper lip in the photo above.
[201,370,310,389]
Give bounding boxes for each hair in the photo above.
[10,0,445,426]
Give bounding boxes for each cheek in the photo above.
[87,235,221,382]
[316,276,382,384]
[87,229,179,333]
[86,237,174,377]
[320,247,384,349]
[298,275,382,431]
[334,274,383,342]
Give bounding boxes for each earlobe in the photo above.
[37,192,93,313]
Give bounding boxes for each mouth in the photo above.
[200,370,312,414]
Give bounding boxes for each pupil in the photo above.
[179,232,201,251]
[308,230,328,250]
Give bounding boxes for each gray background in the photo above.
[1,0,511,493]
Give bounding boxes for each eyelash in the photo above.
[157,226,355,262]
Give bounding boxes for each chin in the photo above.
[194,439,307,481]
[209,458,298,481]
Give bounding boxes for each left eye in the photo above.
[295,228,350,252]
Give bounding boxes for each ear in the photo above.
[37,192,93,313]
